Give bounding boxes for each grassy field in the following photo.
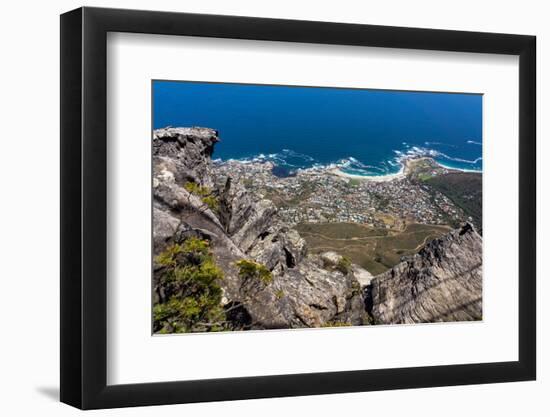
[296,222,451,275]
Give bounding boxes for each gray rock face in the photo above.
[280,256,365,327]
[152,127,367,329]
[231,198,278,252]
[351,265,374,288]
[152,207,180,253]
[223,253,366,329]
[368,223,482,324]
[153,127,219,187]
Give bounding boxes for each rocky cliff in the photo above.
[153,127,367,330]
[367,223,482,324]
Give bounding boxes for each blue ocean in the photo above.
[153,81,482,176]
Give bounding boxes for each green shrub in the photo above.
[155,238,211,269]
[201,195,219,212]
[155,243,183,267]
[335,256,352,275]
[182,236,210,257]
[275,289,285,299]
[183,181,211,197]
[235,259,273,285]
[184,181,220,213]
[153,237,227,333]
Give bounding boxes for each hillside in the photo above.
[424,172,483,233]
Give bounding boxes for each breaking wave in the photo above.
[215,140,482,177]
[424,141,457,148]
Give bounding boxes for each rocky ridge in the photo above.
[367,223,482,324]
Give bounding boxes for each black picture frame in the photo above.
[60,6,536,410]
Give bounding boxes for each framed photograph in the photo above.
[60,7,536,409]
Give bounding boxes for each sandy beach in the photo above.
[327,157,428,182]
[326,157,479,182]
[328,167,405,182]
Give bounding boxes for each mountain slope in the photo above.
[367,223,482,324]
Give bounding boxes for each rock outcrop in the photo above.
[152,127,367,329]
[153,127,219,187]
[367,223,482,324]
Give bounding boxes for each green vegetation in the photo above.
[235,259,273,285]
[297,222,451,275]
[183,181,211,196]
[425,172,482,232]
[406,157,446,182]
[201,195,219,212]
[153,238,227,333]
[267,182,317,210]
[155,242,185,268]
[275,289,285,299]
[320,252,353,275]
[297,222,388,239]
[417,173,433,181]
[335,256,352,275]
[184,181,220,213]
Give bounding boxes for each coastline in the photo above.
[328,166,405,182]
[435,161,483,174]
[215,155,482,182]
[328,157,481,182]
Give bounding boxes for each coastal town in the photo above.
[212,157,470,231]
